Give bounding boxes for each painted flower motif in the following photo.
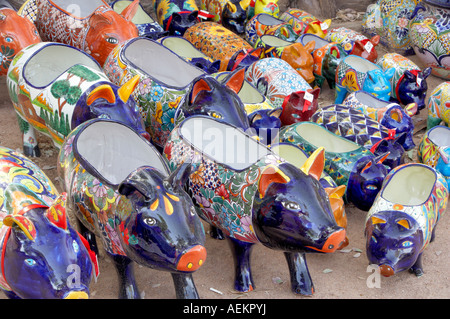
[398,17,408,29]
[92,178,108,197]
[0,45,15,70]
[215,184,229,200]
[138,78,153,96]
[63,135,75,158]
[149,84,163,102]
[190,164,205,185]
[240,215,253,234]
[155,101,163,124]
[161,107,177,131]
[168,96,181,109]
[341,70,360,91]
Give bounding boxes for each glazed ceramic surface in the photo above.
[409,1,450,79]
[418,125,450,182]
[343,91,416,151]
[365,163,448,277]
[335,55,395,104]
[254,0,279,17]
[300,33,344,89]
[0,8,41,76]
[245,58,319,125]
[279,9,331,38]
[377,52,431,110]
[58,119,206,299]
[164,115,345,295]
[200,0,250,34]
[254,34,315,83]
[153,0,199,35]
[362,0,419,55]
[325,27,380,62]
[311,104,406,169]
[183,22,257,72]
[245,13,298,47]
[31,0,138,66]
[0,146,94,299]
[159,35,221,74]
[279,122,389,211]
[110,0,166,38]
[426,81,450,129]
[7,42,146,157]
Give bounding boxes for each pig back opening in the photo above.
[74,120,169,186]
[382,164,436,206]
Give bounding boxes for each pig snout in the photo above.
[307,228,346,253]
[379,264,395,277]
[176,245,207,272]
[299,69,315,84]
[64,291,89,299]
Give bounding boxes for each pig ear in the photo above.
[370,35,380,46]
[394,132,407,147]
[118,74,140,103]
[397,219,411,229]
[240,0,251,10]
[224,68,245,94]
[300,146,325,180]
[269,107,283,119]
[403,70,416,81]
[326,184,346,199]
[404,102,417,117]
[374,152,390,165]
[371,215,386,225]
[118,178,150,199]
[309,87,321,98]
[90,11,112,28]
[249,112,263,124]
[190,78,212,104]
[45,193,68,230]
[422,67,432,79]
[3,215,37,241]
[87,84,116,105]
[120,0,139,21]
[167,162,192,189]
[304,40,316,54]
[251,47,262,58]
[384,67,396,80]
[226,1,237,13]
[258,165,291,198]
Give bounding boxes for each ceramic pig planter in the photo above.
[164,116,346,296]
[335,55,396,104]
[0,7,41,76]
[0,147,95,299]
[365,163,448,277]
[200,0,250,34]
[59,119,207,299]
[7,42,147,157]
[280,122,389,211]
[426,82,450,130]
[245,58,320,126]
[279,9,332,38]
[377,53,431,111]
[153,0,199,36]
[31,0,139,66]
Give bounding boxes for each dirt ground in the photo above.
[1,7,450,301]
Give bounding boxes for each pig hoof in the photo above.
[209,226,226,240]
[409,268,424,277]
[23,145,41,157]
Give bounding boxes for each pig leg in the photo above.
[284,252,314,296]
[210,225,226,240]
[409,253,424,277]
[77,219,99,256]
[108,253,140,299]
[17,115,40,157]
[171,273,200,299]
[228,238,255,292]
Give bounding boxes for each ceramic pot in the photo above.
[279,121,389,211]
[58,118,207,299]
[7,42,147,157]
[0,147,94,299]
[362,0,419,55]
[164,115,345,295]
[409,1,450,79]
[365,163,448,277]
[418,125,450,182]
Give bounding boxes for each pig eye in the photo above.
[402,241,413,248]
[72,240,80,253]
[281,201,301,212]
[106,37,118,44]
[371,236,377,243]
[5,36,13,43]
[208,111,223,119]
[366,185,378,191]
[143,216,157,226]
[24,259,36,267]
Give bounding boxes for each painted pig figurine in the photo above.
[184,22,260,72]
[245,58,320,125]
[377,53,431,111]
[325,27,380,62]
[0,7,41,76]
[153,0,199,35]
[279,9,332,38]
[7,42,147,157]
[164,116,346,296]
[0,147,95,299]
[335,55,396,104]
[31,0,139,66]
[58,119,207,299]
[426,82,450,130]
[365,163,448,277]
[201,0,250,34]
